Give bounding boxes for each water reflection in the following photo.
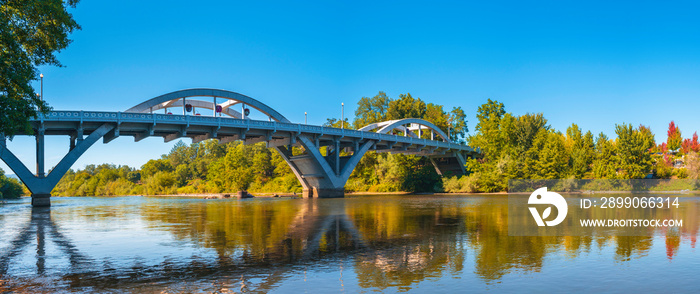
[0,207,94,291]
[0,208,92,273]
[0,195,698,292]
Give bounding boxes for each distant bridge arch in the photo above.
[358,118,449,142]
[1,88,477,207]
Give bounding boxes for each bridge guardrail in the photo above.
[39,111,474,153]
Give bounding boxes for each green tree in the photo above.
[469,99,506,157]
[168,140,195,167]
[615,124,654,179]
[566,124,594,178]
[141,159,173,178]
[1,0,81,137]
[126,171,141,183]
[513,113,548,153]
[530,130,568,179]
[353,91,390,129]
[591,133,618,179]
[386,93,426,120]
[208,142,256,192]
[424,103,448,135]
[0,168,24,199]
[323,117,352,129]
[143,171,176,195]
[448,106,468,143]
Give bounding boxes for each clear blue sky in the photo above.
[4,0,700,174]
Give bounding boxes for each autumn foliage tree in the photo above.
[667,121,682,152]
[681,132,700,154]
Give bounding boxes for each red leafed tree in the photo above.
[681,132,700,153]
[667,121,682,151]
[659,142,668,153]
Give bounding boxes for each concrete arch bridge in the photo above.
[0,89,478,206]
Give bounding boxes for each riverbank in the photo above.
[16,189,700,200]
[137,191,511,199]
[138,191,416,199]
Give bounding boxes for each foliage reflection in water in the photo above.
[0,195,698,293]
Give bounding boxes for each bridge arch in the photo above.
[125,88,290,122]
[124,88,363,198]
[358,118,450,142]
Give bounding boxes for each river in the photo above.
[0,194,698,293]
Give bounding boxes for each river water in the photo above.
[0,195,698,293]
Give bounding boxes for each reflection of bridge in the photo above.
[0,89,478,206]
[0,198,455,292]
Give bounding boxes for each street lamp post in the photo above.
[341,103,344,129]
[447,117,453,142]
[305,112,307,124]
[40,73,43,102]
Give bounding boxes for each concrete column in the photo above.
[31,193,51,207]
[303,188,314,198]
[69,136,76,151]
[35,129,45,178]
[334,139,340,176]
[313,187,344,198]
[303,188,345,198]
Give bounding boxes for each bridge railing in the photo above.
[39,111,472,152]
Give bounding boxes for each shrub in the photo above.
[442,174,480,193]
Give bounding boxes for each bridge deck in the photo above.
[23,111,475,156]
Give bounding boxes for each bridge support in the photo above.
[0,124,115,207]
[31,194,51,207]
[302,188,345,198]
[429,152,468,176]
[275,136,375,198]
[274,135,470,198]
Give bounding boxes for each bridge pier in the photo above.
[0,124,115,207]
[303,187,345,198]
[31,193,52,207]
[36,129,45,178]
[280,136,376,199]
